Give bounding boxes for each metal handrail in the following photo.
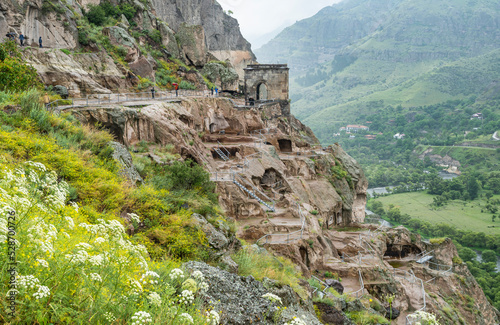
[405,270,426,325]
[416,250,434,259]
[427,261,453,274]
[46,89,211,111]
[209,171,234,182]
[234,173,275,208]
[351,270,365,299]
[217,141,231,158]
[47,98,74,111]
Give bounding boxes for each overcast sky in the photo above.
[218,0,342,49]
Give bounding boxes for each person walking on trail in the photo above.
[211,87,214,96]
[215,87,218,96]
[43,93,50,109]
[39,37,43,48]
[151,87,155,99]
[19,34,24,46]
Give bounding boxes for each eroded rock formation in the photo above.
[69,96,499,325]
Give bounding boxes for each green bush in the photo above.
[232,246,307,299]
[430,237,447,245]
[120,3,137,20]
[0,41,42,92]
[180,80,196,90]
[85,4,106,26]
[148,29,162,44]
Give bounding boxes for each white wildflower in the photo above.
[141,271,160,285]
[76,242,92,250]
[130,279,143,295]
[180,313,194,324]
[130,311,152,325]
[199,281,209,293]
[104,312,116,323]
[206,310,220,325]
[36,258,49,268]
[147,292,162,307]
[94,237,106,244]
[88,255,104,266]
[262,292,282,304]
[17,275,40,290]
[169,268,184,281]
[192,270,204,281]
[179,290,194,305]
[128,213,141,223]
[65,216,75,229]
[65,250,89,264]
[33,285,50,299]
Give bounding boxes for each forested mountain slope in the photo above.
[256,0,500,143]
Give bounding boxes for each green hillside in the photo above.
[301,49,500,141]
[256,0,500,144]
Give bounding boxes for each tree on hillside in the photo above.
[482,250,497,264]
[459,247,477,262]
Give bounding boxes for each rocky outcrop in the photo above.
[0,0,79,49]
[109,141,143,185]
[23,48,130,96]
[149,0,256,76]
[183,261,321,325]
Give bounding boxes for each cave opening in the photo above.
[384,244,422,259]
[299,246,310,268]
[211,147,239,159]
[260,168,282,187]
[278,139,292,152]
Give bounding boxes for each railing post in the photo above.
[86,95,88,107]
[98,94,100,105]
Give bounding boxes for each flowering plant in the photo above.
[0,162,217,324]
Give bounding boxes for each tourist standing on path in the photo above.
[151,87,155,99]
[39,37,43,48]
[215,87,218,96]
[211,87,214,96]
[174,83,179,97]
[19,34,24,46]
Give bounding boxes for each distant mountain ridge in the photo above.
[255,0,500,143]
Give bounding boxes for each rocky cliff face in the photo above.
[150,0,255,75]
[71,97,367,233]
[1,0,256,95]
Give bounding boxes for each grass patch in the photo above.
[232,246,307,299]
[373,192,500,235]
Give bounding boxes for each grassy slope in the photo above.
[374,192,500,235]
[297,49,500,142]
[255,0,500,143]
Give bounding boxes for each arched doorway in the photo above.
[256,83,268,100]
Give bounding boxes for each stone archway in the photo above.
[256,83,268,100]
